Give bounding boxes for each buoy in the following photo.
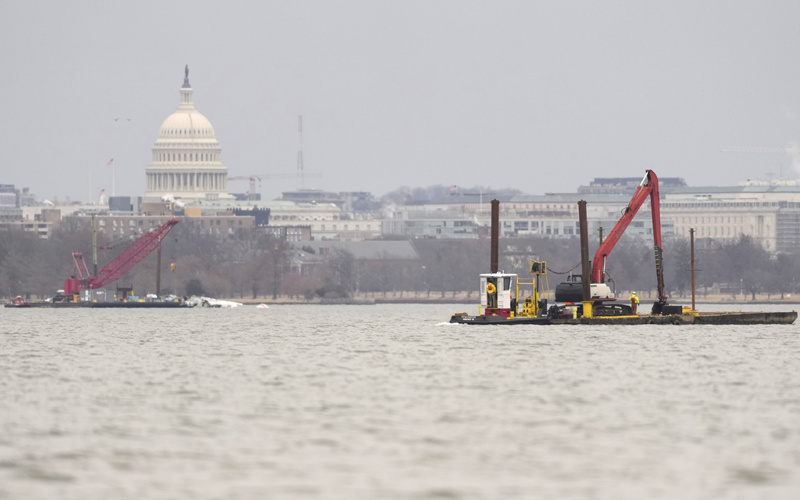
[257,304,269,309]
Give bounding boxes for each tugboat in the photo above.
[450,199,551,325]
[5,296,28,307]
[450,264,551,325]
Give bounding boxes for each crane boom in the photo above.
[64,218,179,294]
[591,170,666,304]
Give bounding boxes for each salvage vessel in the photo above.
[451,170,796,325]
[4,217,190,309]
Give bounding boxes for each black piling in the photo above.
[490,199,499,273]
[578,200,591,301]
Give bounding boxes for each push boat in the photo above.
[450,264,551,325]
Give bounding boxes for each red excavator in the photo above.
[555,170,670,315]
[63,218,179,297]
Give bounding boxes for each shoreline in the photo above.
[222,292,800,306]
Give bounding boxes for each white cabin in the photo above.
[480,272,517,310]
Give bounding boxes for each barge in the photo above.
[450,170,796,326]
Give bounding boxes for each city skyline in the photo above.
[2,1,799,203]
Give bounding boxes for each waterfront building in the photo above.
[389,193,672,240]
[661,182,800,253]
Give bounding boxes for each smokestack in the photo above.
[490,199,499,273]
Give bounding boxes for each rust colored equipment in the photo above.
[64,219,179,295]
[591,170,667,311]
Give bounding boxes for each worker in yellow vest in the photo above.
[486,281,497,309]
[630,291,639,315]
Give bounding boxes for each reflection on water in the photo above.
[1,304,799,499]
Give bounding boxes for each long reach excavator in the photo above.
[556,169,669,315]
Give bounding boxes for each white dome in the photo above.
[144,67,233,201]
[157,110,216,139]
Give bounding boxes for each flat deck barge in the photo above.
[5,301,189,309]
[451,310,797,325]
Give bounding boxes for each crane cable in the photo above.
[547,262,582,275]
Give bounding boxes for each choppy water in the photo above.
[1,303,799,500]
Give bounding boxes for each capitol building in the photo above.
[144,66,233,201]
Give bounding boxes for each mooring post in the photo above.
[690,227,696,312]
[156,243,162,298]
[490,199,499,273]
[578,200,592,318]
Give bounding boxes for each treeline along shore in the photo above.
[2,220,798,304]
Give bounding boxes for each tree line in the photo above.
[1,220,797,302]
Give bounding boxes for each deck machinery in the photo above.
[451,170,796,325]
[451,170,682,324]
[555,169,680,316]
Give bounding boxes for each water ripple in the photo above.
[1,304,799,499]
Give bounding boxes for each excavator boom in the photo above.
[590,170,666,304]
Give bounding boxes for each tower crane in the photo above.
[227,170,323,200]
[228,176,261,200]
[228,115,322,200]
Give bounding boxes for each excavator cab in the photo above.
[554,274,615,303]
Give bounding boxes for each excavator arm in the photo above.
[590,170,666,305]
[88,218,180,289]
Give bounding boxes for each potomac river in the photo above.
[1,303,799,499]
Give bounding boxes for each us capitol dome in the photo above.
[145,66,233,201]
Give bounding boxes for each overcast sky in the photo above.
[2,0,799,202]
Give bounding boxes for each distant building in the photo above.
[0,184,22,221]
[263,225,311,242]
[279,190,344,207]
[144,66,233,202]
[232,207,271,227]
[578,176,687,195]
[396,192,672,240]
[661,183,800,253]
[109,196,134,213]
[0,220,50,239]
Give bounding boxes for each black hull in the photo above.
[5,301,190,309]
[450,311,796,325]
[450,314,550,325]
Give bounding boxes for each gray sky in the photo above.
[2,0,799,202]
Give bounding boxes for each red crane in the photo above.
[63,218,179,295]
[591,170,667,308]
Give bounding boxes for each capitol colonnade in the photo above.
[146,172,228,193]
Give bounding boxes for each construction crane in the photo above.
[228,176,261,200]
[227,115,322,200]
[63,218,179,295]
